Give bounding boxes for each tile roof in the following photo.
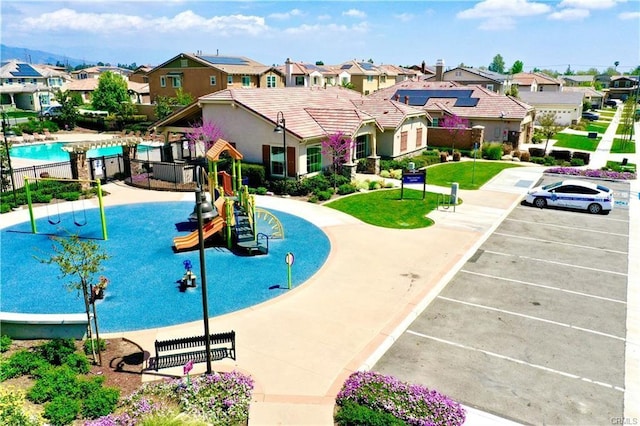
[369,80,533,119]
[0,60,43,78]
[512,72,562,86]
[562,86,603,97]
[518,91,584,105]
[200,87,425,140]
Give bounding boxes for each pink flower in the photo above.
[183,360,194,375]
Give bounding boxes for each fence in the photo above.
[127,158,200,192]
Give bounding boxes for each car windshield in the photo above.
[542,182,563,191]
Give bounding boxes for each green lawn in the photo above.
[616,123,635,136]
[425,161,522,190]
[325,189,437,228]
[586,122,608,133]
[611,138,636,154]
[553,132,600,151]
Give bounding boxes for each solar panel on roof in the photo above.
[199,56,248,65]
[341,64,352,70]
[359,62,375,71]
[392,89,479,107]
[11,64,41,77]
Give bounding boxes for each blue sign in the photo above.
[402,172,426,184]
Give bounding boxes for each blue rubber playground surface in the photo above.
[0,202,330,333]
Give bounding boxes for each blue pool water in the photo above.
[10,142,151,162]
[0,202,331,332]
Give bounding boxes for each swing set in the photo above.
[23,176,108,240]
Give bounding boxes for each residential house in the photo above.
[71,65,132,80]
[146,52,285,103]
[560,75,595,87]
[377,64,417,85]
[0,59,68,111]
[562,86,604,109]
[512,72,563,92]
[518,91,584,126]
[426,59,512,94]
[369,80,535,148]
[334,60,399,95]
[607,75,639,101]
[66,78,150,104]
[129,65,152,84]
[278,59,341,88]
[153,86,430,177]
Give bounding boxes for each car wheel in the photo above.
[533,197,547,209]
[588,203,602,214]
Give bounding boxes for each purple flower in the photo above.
[183,360,194,375]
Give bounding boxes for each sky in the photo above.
[1,0,639,73]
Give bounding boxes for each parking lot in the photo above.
[374,177,631,425]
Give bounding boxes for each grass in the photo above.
[552,132,600,151]
[326,189,437,229]
[611,138,636,154]
[425,161,522,190]
[607,160,636,172]
[616,122,635,136]
[4,110,37,119]
[586,122,608,134]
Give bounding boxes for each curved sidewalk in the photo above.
[97,167,543,425]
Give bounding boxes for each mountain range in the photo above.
[1,44,93,67]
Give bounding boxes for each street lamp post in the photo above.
[273,111,287,178]
[1,111,17,205]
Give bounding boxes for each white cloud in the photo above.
[548,8,590,20]
[269,9,304,20]
[393,13,414,22]
[284,21,368,35]
[317,14,331,21]
[21,8,269,36]
[457,0,551,19]
[342,9,366,19]
[478,16,517,31]
[558,0,625,9]
[619,11,640,19]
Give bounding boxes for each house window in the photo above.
[181,59,188,67]
[354,135,369,159]
[210,76,217,86]
[295,76,305,86]
[455,71,462,77]
[381,75,386,83]
[313,76,320,85]
[327,77,334,85]
[625,81,631,88]
[271,146,285,176]
[267,75,276,88]
[487,84,494,91]
[160,76,166,87]
[172,77,181,88]
[366,76,373,82]
[307,146,321,173]
[364,90,370,95]
[400,131,408,151]
[432,117,439,127]
[539,86,544,91]
[242,76,250,87]
[416,127,423,148]
[228,76,233,85]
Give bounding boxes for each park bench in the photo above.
[153,330,236,371]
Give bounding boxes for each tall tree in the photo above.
[510,60,524,74]
[488,54,505,74]
[91,71,130,113]
[538,112,561,155]
[321,132,355,191]
[54,89,80,130]
[37,234,110,365]
[441,114,469,154]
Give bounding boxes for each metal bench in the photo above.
[153,330,236,371]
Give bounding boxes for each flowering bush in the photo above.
[545,167,636,180]
[336,371,465,426]
[86,370,253,426]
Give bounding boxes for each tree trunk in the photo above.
[82,282,98,365]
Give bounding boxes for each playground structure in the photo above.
[23,176,108,240]
[172,139,283,255]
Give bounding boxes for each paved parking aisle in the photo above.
[374,178,631,425]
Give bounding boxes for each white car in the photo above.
[525,180,614,214]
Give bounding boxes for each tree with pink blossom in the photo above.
[321,132,355,190]
[185,120,225,157]
[441,114,469,154]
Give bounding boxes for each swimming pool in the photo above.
[0,202,331,332]
[10,142,151,162]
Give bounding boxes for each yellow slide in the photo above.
[173,216,225,251]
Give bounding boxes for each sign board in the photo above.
[400,169,427,200]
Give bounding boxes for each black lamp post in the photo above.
[1,111,17,205]
[273,111,286,177]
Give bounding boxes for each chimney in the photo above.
[421,60,426,74]
[435,59,445,81]
[394,94,400,101]
[404,95,409,104]
[285,58,292,87]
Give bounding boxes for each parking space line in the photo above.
[460,270,626,304]
[437,296,626,341]
[405,329,625,392]
[493,232,628,255]
[505,218,629,236]
[484,250,628,276]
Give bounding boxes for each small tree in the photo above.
[488,54,505,74]
[37,234,110,365]
[54,89,80,130]
[92,71,130,113]
[441,114,469,154]
[510,60,524,74]
[154,95,175,120]
[185,120,225,157]
[321,132,355,191]
[538,112,562,155]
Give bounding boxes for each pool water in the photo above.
[10,142,151,162]
[0,202,331,332]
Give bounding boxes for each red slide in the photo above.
[173,216,225,251]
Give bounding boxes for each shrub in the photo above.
[369,180,382,190]
[356,158,368,173]
[255,187,268,195]
[570,158,585,166]
[0,335,11,352]
[307,195,318,203]
[550,150,572,162]
[300,174,331,195]
[83,339,106,355]
[315,190,333,201]
[28,365,79,403]
[0,350,48,381]
[439,152,448,163]
[483,143,503,160]
[502,143,513,155]
[242,163,266,188]
[529,147,545,157]
[335,401,405,426]
[530,156,545,164]
[81,387,120,419]
[379,170,391,178]
[531,133,542,144]
[44,395,81,426]
[38,338,77,366]
[519,151,531,162]
[58,191,80,201]
[336,371,465,425]
[572,151,590,164]
[0,386,41,426]
[64,352,91,374]
[389,169,402,180]
[543,156,556,166]
[545,167,636,180]
[452,151,461,162]
[337,183,357,195]
[1,203,10,214]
